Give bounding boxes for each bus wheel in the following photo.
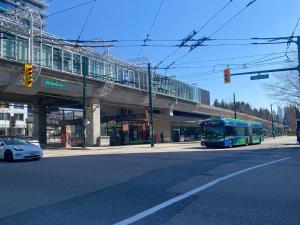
[245,138,249,146]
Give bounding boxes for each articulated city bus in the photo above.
[201,118,263,148]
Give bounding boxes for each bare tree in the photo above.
[264,70,300,107]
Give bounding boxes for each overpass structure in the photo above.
[0,7,276,146]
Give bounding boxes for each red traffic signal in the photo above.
[224,68,231,84]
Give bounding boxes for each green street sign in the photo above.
[250,74,269,80]
[44,79,65,88]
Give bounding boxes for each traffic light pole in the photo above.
[230,36,300,77]
[148,63,154,148]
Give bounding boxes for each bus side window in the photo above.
[235,127,245,136]
[225,126,235,136]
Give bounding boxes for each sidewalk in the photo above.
[43,136,296,158]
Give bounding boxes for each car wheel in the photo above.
[4,150,13,162]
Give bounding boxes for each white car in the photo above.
[0,137,43,162]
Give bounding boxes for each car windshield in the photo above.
[1,137,29,145]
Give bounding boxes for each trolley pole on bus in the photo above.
[148,63,154,147]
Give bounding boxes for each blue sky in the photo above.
[45,0,300,109]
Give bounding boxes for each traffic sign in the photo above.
[250,74,269,80]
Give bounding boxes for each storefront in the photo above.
[102,119,150,146]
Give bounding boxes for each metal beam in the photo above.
[231,67,299,76]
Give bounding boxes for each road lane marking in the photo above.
[114,157,291,225]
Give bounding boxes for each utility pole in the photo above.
[229,36,300,133]
[233,93,237,119]
[270,103,275,138]
[148,63,154,147]
[82,66,87,149]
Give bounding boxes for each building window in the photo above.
[73,54,81,74]
[63,51,72,72]
[14,104,24,109]
[42,44,52,68]
[15,114,24,121]
[2,33,16,59]
[16,37,28,62]
[0,113,10,120]
[53,48,62,70]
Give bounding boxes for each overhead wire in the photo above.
[162,0,258,69]
[154,0,235,69]
[77,0,97,41]
[286,15,300,53]
[175,50,297,65]
[46,0,96,18]
[136,0,165,58]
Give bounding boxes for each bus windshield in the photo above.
[204,125,224,137]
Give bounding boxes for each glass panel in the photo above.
[95,61,101,79]
[2,33,16,59]
[117,67,123,84]
[16,37,28,62]
[134,72,140,89]
[123,69,128,84]
[89,59,96,78]
[53,48,62,70]
[82,56,89,76]
[42,44,52,68]
[128,70,134,87]
[73,54,81,74]
[33,44,41,64]
[113,65,117,81]
[98,62,105,79]
[63,51,72,72]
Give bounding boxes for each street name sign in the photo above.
[250,74,269,80]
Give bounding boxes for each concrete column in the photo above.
[33,104,47,145]
[86,98,101,146]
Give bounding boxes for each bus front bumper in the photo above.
[202,139,230,147]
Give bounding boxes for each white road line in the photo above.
[113,157,291,225]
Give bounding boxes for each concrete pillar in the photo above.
[33,104,47,145]
[86,98,101,146]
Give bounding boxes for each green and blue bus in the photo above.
[201,118,264,148]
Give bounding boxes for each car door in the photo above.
[0,139,5,159]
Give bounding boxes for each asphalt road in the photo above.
[0,136,299,225]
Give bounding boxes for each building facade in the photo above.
[0,0,47,18]
[0,1,215,146]
[0,103,28,135]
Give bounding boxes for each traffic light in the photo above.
[145,108,149,119]
[145,108,150,126]
[224,68,231,84]
[87,106,93,114]
[24,64,33,88]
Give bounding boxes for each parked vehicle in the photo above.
[0,136,43,162]
[23,136,41,147]
[201,118,264,148]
